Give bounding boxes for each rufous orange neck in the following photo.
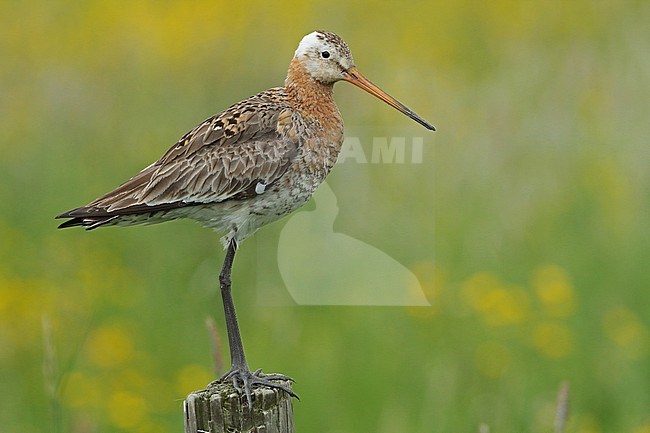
[284,58,338,119]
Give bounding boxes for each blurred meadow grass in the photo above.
[1,1,650,432]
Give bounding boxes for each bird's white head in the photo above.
[293,31,355,84]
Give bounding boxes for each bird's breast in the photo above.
[290,122,343,192]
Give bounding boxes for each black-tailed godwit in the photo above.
[57,30,434,407]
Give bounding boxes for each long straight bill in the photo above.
[342,67,435,131]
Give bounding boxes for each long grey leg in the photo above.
[218,238,297,408]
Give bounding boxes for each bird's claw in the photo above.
[220,367,298,409]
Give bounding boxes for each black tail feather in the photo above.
[56,215,119,230]
[55,201,192,230]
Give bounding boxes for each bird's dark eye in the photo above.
[321,50,330,59]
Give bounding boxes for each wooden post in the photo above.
[184,380,294,433]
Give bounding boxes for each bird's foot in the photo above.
[220,367,298,409]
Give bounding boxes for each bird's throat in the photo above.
[284,59,339,123]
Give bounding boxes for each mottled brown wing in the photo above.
[59,89,299,220]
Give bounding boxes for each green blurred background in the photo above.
[1,1,649,432]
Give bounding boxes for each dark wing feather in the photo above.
[56,89,299,229]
